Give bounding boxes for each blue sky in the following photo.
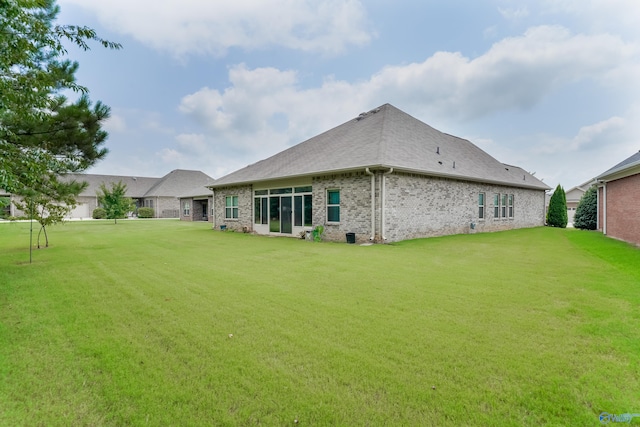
[57,0,639,190]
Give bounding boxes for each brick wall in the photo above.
[213,185,253,231]
[602,174,640,246]
[384,173,546,242]
[312,172,373,243]
[311,171,546,243]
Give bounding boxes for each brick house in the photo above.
[209,104,550,243]
[8,169,214,219]
[596,151,640,246]
[179,186,214,223]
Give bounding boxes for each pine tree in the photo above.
[1,0,120,196]
[546,184,568,228]
[573,186,598,230]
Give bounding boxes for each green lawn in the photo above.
[1,220,639,426]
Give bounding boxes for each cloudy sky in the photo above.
[57,0,639,190]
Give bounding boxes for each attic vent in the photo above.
[438,161,443,165]
[453,161,456,169]
[505,167,509,171]
[436,146,440,154]
[523,175,526,180]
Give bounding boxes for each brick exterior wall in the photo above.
[179,198,213,223]
[214,185,253,231]
[600,174,640,246]
[384,173,545,242]
[212,173,546,243]
[312,172,374,243]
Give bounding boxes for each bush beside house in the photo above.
[573,186,597,230]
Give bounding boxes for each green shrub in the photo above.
[547,184,568,228]
[92,207,106,219]
[574,186,597,230]
[137,207,154,218]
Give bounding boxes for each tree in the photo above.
[1,0,120,197]
[13,178,86,247]
[547,184,568,228]
[573,185,598,230]
[97,181,134,224]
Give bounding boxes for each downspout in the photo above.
[381,168,394,241]
[211,189,215,229]
[157,196,160,218]
[596,181,600,231]
[365,168,375,241]
[603,182,608,234]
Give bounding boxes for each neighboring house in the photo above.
[9,169,214,219]
[0,189,14,218]
[596,150,640,246]
[565,180,595,224]
[178,186,214,223]
[209,104,550,243]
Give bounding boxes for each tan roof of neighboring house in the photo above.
[210,103,550,190]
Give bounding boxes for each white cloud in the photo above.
[58,0,374,56]
[171,25,638,181]
[498,7,530,21]
[103,113,126,133]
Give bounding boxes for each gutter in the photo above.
[381,168,394,241]
[365,168,375,241]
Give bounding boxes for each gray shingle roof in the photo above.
[144,169,214,197]
[64,169,214,198]
[210,104,549,190]
[597,150,640,180]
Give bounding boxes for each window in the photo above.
[478,193,485,219]
[225,196,238,219]
[294,194,313,227]
[501,194,508,218]
[183,201,190,216]
[508,194,514,218]
[493,193,500,219]
[327,189,340,223]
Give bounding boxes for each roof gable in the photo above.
[211,104,549,190]
[597,150,640,181]
[144,169,214,197]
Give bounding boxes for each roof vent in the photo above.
[438,161,443,165]
[453,161,456,169]
[505,167,509,171]
[436,146,440,155]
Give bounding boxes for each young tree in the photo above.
[573,185,598,230]
[97,181,134,224]
[546,184,568,228]
[14,179,87,247]
[1,0,120,196]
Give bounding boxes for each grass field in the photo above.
[1,220,639,426]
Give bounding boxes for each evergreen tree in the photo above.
[573,185,598,230]
[547,184,568,228]
[97,181,134,224]
[1,0,120,197]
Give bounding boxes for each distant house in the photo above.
[565,180,595,224]
[8,169,214,219]
[596,151,640,246]
[208,104,550,243]
[178,186,214,223]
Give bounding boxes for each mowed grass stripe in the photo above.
[1,220,639,425]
